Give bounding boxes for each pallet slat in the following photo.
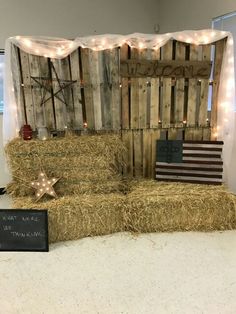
[211,39,226,139]
[69,49,83,129]
[175,42,186,126]
[199,45,211,126]
[161,40,173,128]
[150,49,160,128]
[20,50,36,129]
[120,44,130,129]
[110,48,121,129]
[81,48,95,129]
[130,48,139,129]
[89,50,102,130]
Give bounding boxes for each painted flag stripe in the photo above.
[182,146,222,152]
[156,168,222,176]
[156,174,222,183]
[156,162,223,168]
[156,171,222,179]
[155,178,222,185]
[156,164,223,172]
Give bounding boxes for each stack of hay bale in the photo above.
[5,133,236,243]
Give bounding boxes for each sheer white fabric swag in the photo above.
[3,30,236,193]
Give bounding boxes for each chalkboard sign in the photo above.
[0,210,48,252]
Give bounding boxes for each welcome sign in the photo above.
[120,60,212,79]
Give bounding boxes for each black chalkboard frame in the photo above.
[0,209,49,252]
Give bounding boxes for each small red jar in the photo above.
[21,124,33,140]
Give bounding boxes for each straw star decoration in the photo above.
[31,171,60,202]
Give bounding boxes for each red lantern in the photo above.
[21,124,33,140]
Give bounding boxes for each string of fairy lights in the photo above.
[3,30,234,143]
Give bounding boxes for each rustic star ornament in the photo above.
[31,171,60,202]
[31,61,77,107]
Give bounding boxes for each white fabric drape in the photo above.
[3,30,236,193]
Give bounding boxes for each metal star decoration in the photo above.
[31,61,77,107]
[31,171,60,202]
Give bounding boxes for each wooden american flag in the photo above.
[156,140,223,185]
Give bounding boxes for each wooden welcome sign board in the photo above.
[120,60,212,79]
[0,210,48,252]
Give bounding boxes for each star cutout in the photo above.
[31,61,77,107]
[31,171,60,202]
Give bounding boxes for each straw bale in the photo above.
[125,180,236,232]
[5,133,127,197]
[9,179,236,244]
[13,193,127,243]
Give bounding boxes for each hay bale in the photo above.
[9,180,236,244]
[5,133,127,197]
[125,180,236,232]
[12,193,127,243]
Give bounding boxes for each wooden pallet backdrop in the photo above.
[13,38,226,178]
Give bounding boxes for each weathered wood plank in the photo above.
[203,127,211,140]
[138,49,148,128]
[120,44,129,129]
[89,50,102,130]
[12,45,26,126]
[187,45,198,127]
[162,40,173,128]
[37,56,55,130]
[69,49,83,129]
[151,129,160,178]
[133,130,142,177]
[29,54,45,128]
[110,48,121,129]
[19,50,35,129]
[211,39,226,139]
[199,45,211,127]
[185,128,203,140]
[143,129,152,177]
[175,42,186,127]
[168,128,178,140]
[50,58,66,130]
[60,57,74,129]
[121,130,133,176]
[130,48,139,129]
[81,48,95,129]
[150,49,160,128]
[100,50,112,129]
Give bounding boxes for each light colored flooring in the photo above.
[0,195,236,314]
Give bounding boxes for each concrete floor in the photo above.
[1,195,236,314]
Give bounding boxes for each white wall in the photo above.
[158,0,236,33]
[0,0,160,48]
[0,0,160,187]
